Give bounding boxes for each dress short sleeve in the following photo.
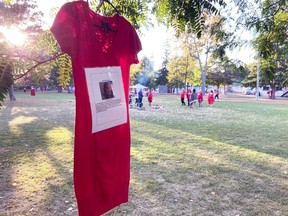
[117,17,142,65]
[50,2,78,56]
[128,23,142,65]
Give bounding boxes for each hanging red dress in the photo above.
[51,1,142,215]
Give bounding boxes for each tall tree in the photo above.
[182,14,226,94]
[254,0,288,98]
[232,0,287,99]
[1,0,227,107]
[207,56,248,91]
[167,53,197,93]
[155,39,170,86]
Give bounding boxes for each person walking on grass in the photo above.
[147,90,153,107]
[198,90,204,107]
[190,88,197,108]
[208,90,214,106]
[214,88,219,100]
[138,89,143,107]
[186,88,191,105]
[180,89,186,105]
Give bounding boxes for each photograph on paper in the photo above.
[85,66,127,133]
[99,81,115,100]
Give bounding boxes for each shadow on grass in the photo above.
[1,93,288,215]
[0,99,77,215]
[126,119,288,215]
[132,104,288,160]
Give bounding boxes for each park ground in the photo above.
[0,91,288,215]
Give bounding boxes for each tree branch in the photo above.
[13,53,65,81]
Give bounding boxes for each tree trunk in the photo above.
[192,37,207,95]
[9,84,16,101]
[271,87,276,99]
[201,70,206,94]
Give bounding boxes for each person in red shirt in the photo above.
[180,89,186,105]
[198,90,204,107]
[208,90,214,106]
[186,88,191,105]
[269,88,273,98]
[30,86,36,96]
[147,89,153,107]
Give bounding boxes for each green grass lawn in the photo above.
[0,91,288,215]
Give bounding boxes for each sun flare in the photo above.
[0,27,27,46]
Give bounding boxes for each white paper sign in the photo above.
[84,66,127,133]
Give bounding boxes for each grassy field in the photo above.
[0,91,288,216]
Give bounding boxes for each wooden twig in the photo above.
[13,52,65,81]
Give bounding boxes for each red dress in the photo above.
[51,1,142,215]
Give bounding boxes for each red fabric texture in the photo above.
[186,89,191,100]
[208,93,214,104]
[51,1,142,215]
[197,91,203,102]
[30,89,35,96]
[180,91,185,99]
[148,92,153,103]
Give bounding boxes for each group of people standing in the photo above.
[131,87,219,109]
[180,88,219,107]
[131,89,153,108]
